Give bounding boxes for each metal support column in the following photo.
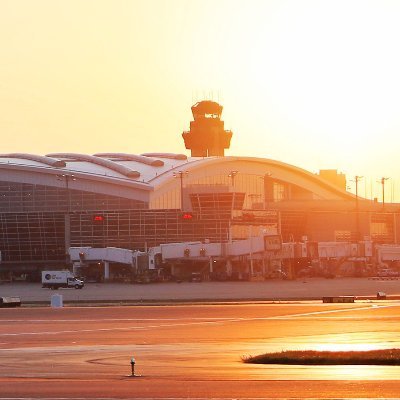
[104,261,110,281]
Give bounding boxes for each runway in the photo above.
[1,302,400,398]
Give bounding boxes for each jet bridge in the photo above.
[376,244,400,265]
[69,247,154,281]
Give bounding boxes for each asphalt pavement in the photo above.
[1,277,400,304]
[1,302,400,398]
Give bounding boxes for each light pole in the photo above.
[249,194,261,209]
[228,170,239,211]
[56,174,76,263]
[228,170,238,187]
[227,171,239,243]
[352,175,363,202]
[173,171,188,210]
[352,176,363,241]
[380,177,389,207]
[57,174,76,213]
[262,172,272,209]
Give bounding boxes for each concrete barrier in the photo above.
[0,296,21,307]
[51,294,63,308]
[369,276,400,280]
[322,296,355,303]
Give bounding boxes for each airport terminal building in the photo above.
[0,101,398,279]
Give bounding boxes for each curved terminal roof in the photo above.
[0,152,357,202]
[141,153,187,160]
[94,153,164,167]
[0,153,65,167]
[46,153,141,179]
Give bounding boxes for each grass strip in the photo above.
[243,349,400,365]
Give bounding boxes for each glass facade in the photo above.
[151,172,321,211]
[0,210,231,264]
[0,182,146,213]
[0,181,232,264]
[190,192,246,219]
[370,213,395,243]
[0,176,397,270]
[0,212,65,263]
[71,210,230,250]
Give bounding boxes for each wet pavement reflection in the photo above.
[1,302,400,383]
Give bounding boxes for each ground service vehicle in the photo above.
[42,270,84,290]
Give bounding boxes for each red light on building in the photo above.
[182,212,194,220]
[93,215,105,223]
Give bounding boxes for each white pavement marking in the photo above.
[0,317,243,323]
[0,304,394,338]
[258,304,396,319]
[0,319,241,337]
[204,304,395,323]
[0,398,397,400]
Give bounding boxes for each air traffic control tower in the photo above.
[182,101,232,157]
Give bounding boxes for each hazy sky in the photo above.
[1,0,400,200]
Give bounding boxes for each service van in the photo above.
[42,270,84,290]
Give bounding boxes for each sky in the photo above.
[1,0,400,201]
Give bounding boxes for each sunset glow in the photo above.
[1,0,400,200]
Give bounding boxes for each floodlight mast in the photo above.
[173,171,188,210]
[56,173,77,263]
[381,177,390,207]
[352,175,363,241]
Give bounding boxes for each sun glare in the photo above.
[1,1,400,198]
[223,0,400,186]
[293,330,400,353]
[313,343,379,352]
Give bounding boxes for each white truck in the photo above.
[42,270,84,290]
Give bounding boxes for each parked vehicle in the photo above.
[266,270,288,279]
[42,270,84,290]
[189,272,202,282]
[377,268,399,277]
[297,266,314,278]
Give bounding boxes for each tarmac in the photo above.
[1,277,400,305]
